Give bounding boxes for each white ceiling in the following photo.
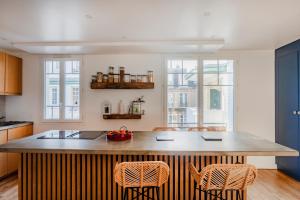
[0,0,300,54]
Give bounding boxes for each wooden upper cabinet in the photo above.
[5,54,22,95]
[0,52,5,94]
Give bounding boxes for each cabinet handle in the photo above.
[297,111,300,115]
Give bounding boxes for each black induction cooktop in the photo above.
[37,130,104,140]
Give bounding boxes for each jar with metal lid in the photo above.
[130,75,137,83]
[142,75,148,82]
[108,74,114,83]
[137,75,142,82]
[97,72,103,83]
[119,66,125,82]
[124,74,130,82]
[148,70,154,82]
[109,66,114,74]
[91,75,97,83]
[114,74,119,83]
[103,74,108,83]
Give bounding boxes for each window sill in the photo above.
[39,120,84,123]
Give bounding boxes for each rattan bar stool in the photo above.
[188,127,208,131]
[114,161,170,200]
[207,126,227,132]
[189,163,257,200]
[153,127,177,131]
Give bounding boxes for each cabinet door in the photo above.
[7,125,32,174]
[5,54,22,95]
[276,50,300,179]
[0,130,8,177]
[0,52,5,93]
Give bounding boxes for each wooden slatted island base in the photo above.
[0,130,298,200]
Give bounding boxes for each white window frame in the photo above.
[42,57,83,123]
[162,55,237,131]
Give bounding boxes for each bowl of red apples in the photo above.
[106,126,133,141]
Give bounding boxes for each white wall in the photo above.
[235,51,276,169]
[5,54,164,132]
[5,51,276,168]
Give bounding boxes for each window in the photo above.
[167,60,198,127]
[203,60,234,130]
[44,59,81,120]
[166,59,234,130]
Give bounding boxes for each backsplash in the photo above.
[0,96,5,118]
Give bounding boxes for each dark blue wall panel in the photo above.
[276,39,300,180]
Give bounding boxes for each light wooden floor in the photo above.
[248,170,300,200]
[0,170,300,200]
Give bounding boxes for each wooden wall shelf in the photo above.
[91,82,154,89]
[103,114,142,119]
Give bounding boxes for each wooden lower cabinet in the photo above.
[7,125,33,174]
[0,124,33,178]
[0,130,8,177]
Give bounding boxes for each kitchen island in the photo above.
[0,130,298,200]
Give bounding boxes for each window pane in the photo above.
[65,107,72,119]
[168,74,182,86]
[65,61,80,74]
[182,73,197,87]
[52,107,60,119]
[45,61,52,73]
[203,60,218,73]
[183,60,197,73]
[167,59,198,127]
[203,86,234,130]
[219,60,234,85]
[64,60,80,120]
[203,74,218,85]
[219,60,233,73]
[53,61,60,73]
[203,60,218,85]
[219,73,233,85]
[168,60,182,73]
[45,60,60,120]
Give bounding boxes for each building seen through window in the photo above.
[167,59,234,130]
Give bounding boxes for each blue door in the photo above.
[276,50,300,180]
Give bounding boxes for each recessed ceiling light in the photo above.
[85,14,93,19]
[203,11,211,17]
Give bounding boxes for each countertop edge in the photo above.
[0,122,33,131]
[1,148,298,156]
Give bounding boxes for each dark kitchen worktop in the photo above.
[0,121,33,131]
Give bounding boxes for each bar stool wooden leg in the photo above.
[237,190,242,200]
[123,188,128,200]
[193,182,197,200]
[156,187,160,200]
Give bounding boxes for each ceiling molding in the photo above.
[13,39,224,47]
[12,40,225,54]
